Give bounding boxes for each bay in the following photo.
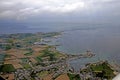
[48,24,120,70]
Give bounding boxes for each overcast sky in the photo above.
[0,0,120,23]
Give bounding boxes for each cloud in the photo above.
[0,0,120,20]
[0,0,85,19]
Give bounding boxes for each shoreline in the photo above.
[0,31,119,80]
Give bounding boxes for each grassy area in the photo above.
[24,48,33,56]
[40,49,57,61]
[37,71,49,78]
[22,63,31,69]
[67,73,81,80]
[90,62,115,79]
[21,58,31,69]
[5,44,12,50]
[91,64,103,71]
[0,64,15,73]
[35,46,66,63]
[24,52,33,56]
[21,58,29,63]
[35,56,43,62]
[5,54,11,58]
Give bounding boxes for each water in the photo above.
[1,22,120,70]
[47,23,120,70]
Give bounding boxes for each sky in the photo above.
[0,0,120,22]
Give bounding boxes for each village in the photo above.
[0,32,117,80]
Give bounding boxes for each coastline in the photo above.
[0,32,118,80]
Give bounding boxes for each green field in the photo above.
[67,73,81,80]
[90,62,115,79]
[0,64,15,73]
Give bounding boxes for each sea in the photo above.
[1,22,120,70]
